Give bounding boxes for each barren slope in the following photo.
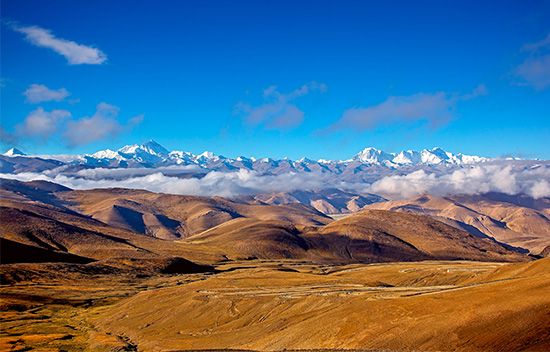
[62,188,332,238]
[0,180,224,263]
[304,209,527,263]
[366,194,550,253]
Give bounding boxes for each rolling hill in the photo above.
[366,194,550,254]
[0,179,528,264]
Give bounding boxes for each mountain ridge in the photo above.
[3,140,493,169]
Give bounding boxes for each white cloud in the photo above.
[63,103,143,147]
[16,107,71,139]
[24,84,70,103]
[531,179,550,199]
[516,55,550,90]
[67,165,201,180]
[368,164,550,199]
[12,103,142,146]
[0,169,353,198]
[336,92,453,130]
[515,33,550,90]
[14,25,107,65]
[236,81,327,130]
[331,85,487,131]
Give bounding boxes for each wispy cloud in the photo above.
[64,103,143,147]
[236,81,327,130]
[328,85,487,131]
[13,24,107,65]
[16,108,71,140]
[522,33,550,53]
[24,84,70,103]
[515,33,550,90]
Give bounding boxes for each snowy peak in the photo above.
[393,150,421,164]
[3,148,26,157]
[114,140,170,164]
[194,151,222,164]
[168,150,194,165]
[352,146,487,166]
[141,140,169,157]
[118,140,168,157]
[354,147,393,164]
[197,151,216,159]
[420,147,451,164]
[90,149,122,160]
[117,144,140,155]
[296,157,315,164]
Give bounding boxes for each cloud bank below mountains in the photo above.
[1,163,548,200]
[369,165,550,199]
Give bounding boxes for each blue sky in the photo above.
[1,0,549,159]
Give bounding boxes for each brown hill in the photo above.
[61,188,332,238]
[304,209,526,263]
[540,245,550,257]
[0,179,528,265]
[187,218,309,260]
[184,209,526,263]
[0,206,153,259]
[366,194,550,254]
[0,180,223,263]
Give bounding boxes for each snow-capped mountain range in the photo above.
[353,147,487,166]
[2,140,491,171]
[1,141,544,195]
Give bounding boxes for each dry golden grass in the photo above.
[1,259,549,351]
[85,258,548,351]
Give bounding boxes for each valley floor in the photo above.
[1,259,549,352]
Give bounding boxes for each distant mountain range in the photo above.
[2,141,545,200]
[2,140,495,172]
